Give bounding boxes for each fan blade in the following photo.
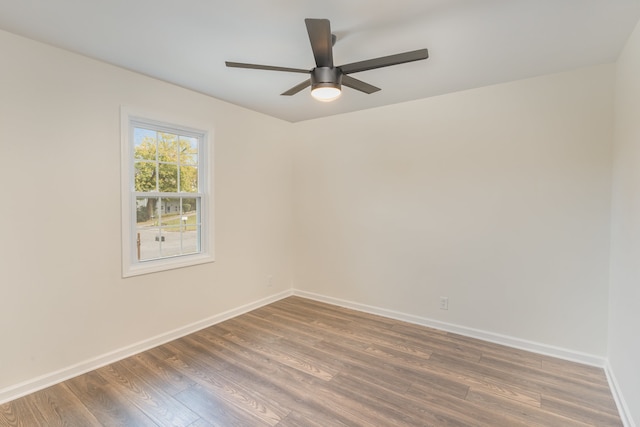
[339,49,428,74]
[305,18,334,68]
[281,79,311,96]
[226,61,309,74]
[341,75,381,94]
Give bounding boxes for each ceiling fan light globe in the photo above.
[311,86,341,102]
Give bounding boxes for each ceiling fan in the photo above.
[226,18,429,102]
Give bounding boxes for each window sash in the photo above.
[133,194,203,262]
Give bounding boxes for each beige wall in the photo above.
[609,19,640,425]
[292,65,614,356]
[0,29,293,391]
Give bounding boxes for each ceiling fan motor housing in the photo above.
[311,67,342,90]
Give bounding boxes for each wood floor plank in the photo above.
[0,296,623,426]
[95,360,200,426]
[216,362,352,426]
[218,315,290,344]
[406,381,533,427]
[275,410,352,427]
[312,339,414,394]
[477,353,620,416]
[186,418,215,427]
[203,341,386,427]
[0,397,48,427]
[479,353,612,395]
[541,394,624,426]
[401,351,542,407]
[159,347,290,426]
[165,336,232,374]
[541,355,611,385]
[429,350,621,422]
[312,373,424,426]
[436,331,544,368]
[64,371,157,426]
[174,383,272,427]
[21,383,102,426]
[257,310,373,352]
[466,388,594,427]
[221,331,338,381]
[128,350,196,395]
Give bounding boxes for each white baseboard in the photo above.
[0,289,294,405]
[293,290,606,367]
[605,361,636,427]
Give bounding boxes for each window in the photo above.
[121,107,214,277]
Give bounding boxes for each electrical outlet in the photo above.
[267,275,273,288]
[440,297,449,310]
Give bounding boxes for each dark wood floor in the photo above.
[0,296,622,426]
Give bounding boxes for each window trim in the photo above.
[120,106,214,277]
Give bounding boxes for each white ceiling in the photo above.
[1,1,639,122]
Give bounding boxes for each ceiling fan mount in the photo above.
[226,18,429,102]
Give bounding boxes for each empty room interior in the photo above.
[1,1,640,426]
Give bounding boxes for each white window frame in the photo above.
[121,106,214,277]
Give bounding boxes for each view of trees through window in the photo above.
[133,127,202,261]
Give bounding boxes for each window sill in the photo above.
[122,252,215,278]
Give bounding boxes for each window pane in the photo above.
[134,196,201,262]
[181,225,199,254]
[158,132,178,162]
[160,226,182,257]
[180,166,198,192]
[158,163,178,192]
[136,197,158,225]
[137,228,163,261]
[134,161,156,192]
[182,197,197,215]
[179,136,198,165]
[180,198,199,236]
[158,198,179,219]
[136,197,160,261]
[134,128,157,161]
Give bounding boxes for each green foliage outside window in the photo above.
[134,132,198,193]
